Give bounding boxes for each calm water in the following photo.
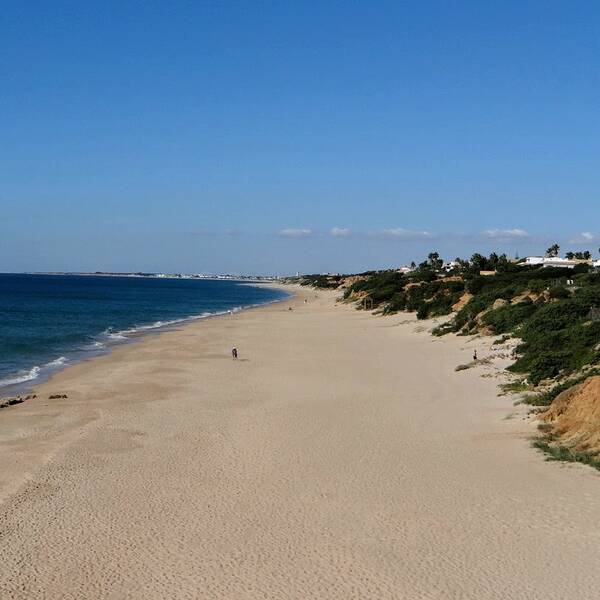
[0,274,288,391]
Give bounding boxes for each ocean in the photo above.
[0,274,288,393]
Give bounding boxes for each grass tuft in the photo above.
[499,380,533,394]
[533,437,600,471]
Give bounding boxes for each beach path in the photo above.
[1,287,599,599]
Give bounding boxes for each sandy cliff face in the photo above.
[451,292,473,312]
[542,376,600,453]
[337,275,365,288]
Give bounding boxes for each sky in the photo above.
[2,1,600,275]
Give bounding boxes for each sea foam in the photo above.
[46,356,68,368]
[0,366,41,387]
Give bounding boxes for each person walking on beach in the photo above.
[473,349,478,361]
[232,347,238,359]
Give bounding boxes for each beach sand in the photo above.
[1,285,599,599]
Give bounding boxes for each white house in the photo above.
[397,265,415,274]
[522,256,545,266]
[522,256,580,268]
[442,260,460,272]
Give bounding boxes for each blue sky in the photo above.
[2,1,600,274]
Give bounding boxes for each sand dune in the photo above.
[1,286,599,599]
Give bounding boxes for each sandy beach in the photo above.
[1,285,599,599]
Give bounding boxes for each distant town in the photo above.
[32,272,282,281]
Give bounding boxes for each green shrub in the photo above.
[528,279,547,293]
[465,276,485,294]
[510,351,570,384]
[520,300,591,335]
[345,270,406,307]
[483,302,538,334]
[300,274,342,289]
[383,292,407,314]
[548,286,570,299]
[416,304,430,320]
[510,319,600,384]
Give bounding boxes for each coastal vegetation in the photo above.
[533,437,600,471]
[298,274,345,289]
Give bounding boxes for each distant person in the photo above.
[232,347,238,359]
[473,350,478,361]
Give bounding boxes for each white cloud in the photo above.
[482,228,529,239]
[379,228,433,239]
[568,231,596,244]
[278,228,313,238]
[330,227,351,237]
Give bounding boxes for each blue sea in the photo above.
[0,274,288,392]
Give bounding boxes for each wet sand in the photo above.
[1,285,599,599]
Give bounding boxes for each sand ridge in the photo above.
[1,286,599,599]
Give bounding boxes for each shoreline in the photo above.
[0,281,293,398]
[2,286,600,598]
[0,284,299,506]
